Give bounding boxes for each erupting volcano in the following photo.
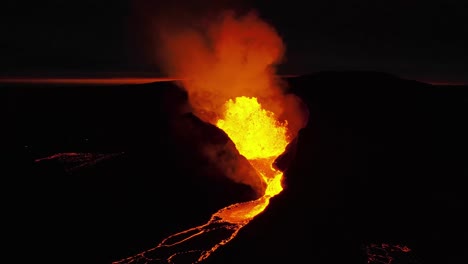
[113,9,307,264]
[6,1,467,263]
[114,95,293,264]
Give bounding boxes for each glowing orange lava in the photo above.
[113,96,291,264]
[112,8,299,264]
[215,96,289,220]
[217,96,289,161]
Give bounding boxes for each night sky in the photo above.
[1,0,467,83]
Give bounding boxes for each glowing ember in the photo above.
[35,152,124,173]
[365,243,416,264]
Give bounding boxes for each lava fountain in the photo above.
[113,95,292,264]
[216,96,288,202]
[113,8,308,264]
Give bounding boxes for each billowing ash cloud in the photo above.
[153,7,308,134]
[136,2,309,192]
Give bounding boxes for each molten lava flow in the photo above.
[113,96,291,264]
[216,96,288,160]
[215,96,288,219]
[113,7,307,264]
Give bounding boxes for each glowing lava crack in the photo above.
[113,96,290,264]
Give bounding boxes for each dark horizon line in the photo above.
[0,72,466,86]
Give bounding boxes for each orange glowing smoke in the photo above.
[155,10,308,193]
[113,7,309,264]
[156,11,294,121]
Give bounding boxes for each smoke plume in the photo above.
[134,2,309,191]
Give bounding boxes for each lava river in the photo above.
[113,96,290,264]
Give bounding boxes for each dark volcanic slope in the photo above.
[5,72,467,264]
[6,81,261,263]
[205,72,467,264]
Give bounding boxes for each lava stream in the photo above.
[113,96,290,264]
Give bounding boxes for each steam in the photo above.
[154,10,308,136]
[148,7,308,192]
